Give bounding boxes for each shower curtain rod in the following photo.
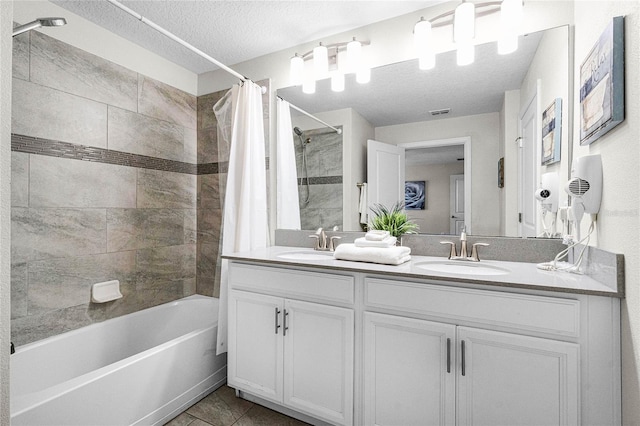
[106,0,265,93]
[277,96,343,135]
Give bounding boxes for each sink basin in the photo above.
[277,251,335,261]
[414,260,510,276]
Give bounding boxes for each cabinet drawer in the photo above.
[230,262,354,305]
[365,278,580,338]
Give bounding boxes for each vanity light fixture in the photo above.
[498,0,524,54]
[413,0,524,69]
[289,37,371,93]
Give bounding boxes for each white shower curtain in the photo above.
[214,81,268,355]
[276,98,301,229]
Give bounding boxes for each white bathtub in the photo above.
[11,295,227,425]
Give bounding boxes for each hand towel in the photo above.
[365,230,390,241]
[334,243,411,265]
[354,236,397,248]
[358,183,368,225]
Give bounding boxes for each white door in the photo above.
[283,299,354,426]
[367,139,405,209]
[228,290,284,403]
[363,312,456,426]
[457,327,579,426]
[519,93,538,237]
[450,174,465,235]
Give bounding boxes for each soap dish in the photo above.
[91,280,123,303]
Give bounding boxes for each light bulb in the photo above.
[302,59,316,94]
[499,0,522,55]
[313,43,328,80]
[356,66,370,84]
[414,18,432,53]
[500,0,523,30]
[331,71,345,92]
[457,41,474,66]
[419,51,436,70]
[454,1,475,43]
[289,54,304,86]
[498,35,518,55]
[346,38,362,74]
[302,75,316,94]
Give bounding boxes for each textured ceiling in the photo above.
[278,30,544,127]
[52,0,443,74]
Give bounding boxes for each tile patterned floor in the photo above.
[165,385,309,426]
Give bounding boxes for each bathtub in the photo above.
[11,295,227,425]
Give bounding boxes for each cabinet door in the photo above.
[228,290,284,403]
[457,327,579,426]
[283,299,354,426]
[363,312,456,426]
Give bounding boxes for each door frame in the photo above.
[517,81,541,238]
[399,137,472,234]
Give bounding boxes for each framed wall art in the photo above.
[405,181,425,210]
[541,98,562,165]
[579,16,624,146]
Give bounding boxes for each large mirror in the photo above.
[277,25,571,237]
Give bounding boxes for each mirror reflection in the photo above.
[278,25,570,237]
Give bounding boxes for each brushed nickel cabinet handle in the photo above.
[461,340,466,376]
[446,338,451,373]
[283,309,289,336]
[274,308,281,334]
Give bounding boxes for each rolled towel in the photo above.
[365,230,390,241]
[334,243,411,265]
[354,236,397,248]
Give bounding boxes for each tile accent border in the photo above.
[298,176,343,185]
[11,133,223,175]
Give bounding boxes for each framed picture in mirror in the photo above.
[579,16,624,146]
[542,98,562,165]
[405,181,425,210]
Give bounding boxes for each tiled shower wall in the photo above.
[9,28,268,346]
[296,127,343,230]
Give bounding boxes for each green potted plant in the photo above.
[369,202,419,239]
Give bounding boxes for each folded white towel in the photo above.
[354,236,397,248]
[365,230,390,241]
[334,243,411,265]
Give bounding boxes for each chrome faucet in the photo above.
[309,228,341,251]
[440,229,489,262]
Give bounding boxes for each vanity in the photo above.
[223,245,622,426]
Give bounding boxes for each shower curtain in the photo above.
[276,98,301,229]
[214,81,268,355]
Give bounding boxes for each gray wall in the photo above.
[11,29,199,346]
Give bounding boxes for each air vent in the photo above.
[429,108,451,116]
[568,178,590,196]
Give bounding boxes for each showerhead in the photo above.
[293,127,303,136]
[13,17,67,37]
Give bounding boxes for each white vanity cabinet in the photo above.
[363,277,616,426]
[227,263,355,426]
[363,313,579,426]
[226,257,620,426]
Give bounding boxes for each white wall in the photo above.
[0,2,13,422]
[519,24,571,236]
[375,112,501,236]
[501,90,521,236]
[406,162,464,234]
[13,1,198,95]
[571,2,640,424]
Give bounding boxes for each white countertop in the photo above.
[223,246,621,297]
